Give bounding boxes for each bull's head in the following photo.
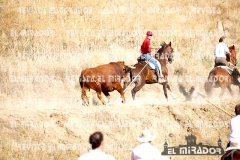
[115,61,135,79]
[123,63,136,75]
[121,62,135,86]
[126,65,136,69]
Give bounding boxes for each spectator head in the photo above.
[89,132,104,149]
[235,104,240,115]
[137,129,156,143]
[219,36,226,43]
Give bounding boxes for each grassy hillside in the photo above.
[0,0,240,159]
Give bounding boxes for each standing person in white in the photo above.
[78,132,115,160]
[131,129,170,160]
[226,104,240,150]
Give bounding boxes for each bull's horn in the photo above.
[126,65,136,69]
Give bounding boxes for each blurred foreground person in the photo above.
[226,104,240,149]
[131,129,170,160]
[78,132,115,160]
[221,104,240,159]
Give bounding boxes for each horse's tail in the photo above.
[204,69,216,99]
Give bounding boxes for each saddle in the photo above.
[215,62,235,75]
[137,55,161,70]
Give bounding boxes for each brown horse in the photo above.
[123,41,175,101]
[204,45,240,99]
[221,150,240,160]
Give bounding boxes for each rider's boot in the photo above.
[156,70,166,83]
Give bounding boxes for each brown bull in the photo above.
[80,61,134,106]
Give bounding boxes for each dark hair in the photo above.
[235,104,240,115]
[89,132,103,149]
[219,36,226,42]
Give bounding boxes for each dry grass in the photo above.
[1,0,240,159]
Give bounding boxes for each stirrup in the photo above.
[158,77,166,83]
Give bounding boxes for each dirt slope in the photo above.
[1,98,239,160]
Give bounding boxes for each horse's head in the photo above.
[156,41,174,63]
[227,45,237,66]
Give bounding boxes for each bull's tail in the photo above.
[79,72,84,89]
[204,70,216,99]
[79,72,84,104]
[79,71,90,106]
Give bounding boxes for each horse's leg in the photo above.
[219,85,226,99]
[227,86,234,97]
[131,80,145,101]
[204,76,215,99]
[123,81,130,92]
[205,82,212,99]
[166,83,176,99]
[163,83,168,101]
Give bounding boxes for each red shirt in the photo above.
[141,38,151,54]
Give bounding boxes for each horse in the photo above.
[221,150,240,160]
[204,45,240,99]
[123,41,175,101]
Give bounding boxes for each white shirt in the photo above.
[131,143,170,160]
[78,150,115,160]
[214,42,229,58]
[229,115,240,142]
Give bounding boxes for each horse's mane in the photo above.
[229,45,236,54]
[157,42,167,55]
[229,45,235,50]
[227,45,237,64]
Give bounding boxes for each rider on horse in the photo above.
[214,36,231,67]
[214,36,240,85]
[140,31,165,83]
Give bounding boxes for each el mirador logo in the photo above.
[162,134,224,155]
